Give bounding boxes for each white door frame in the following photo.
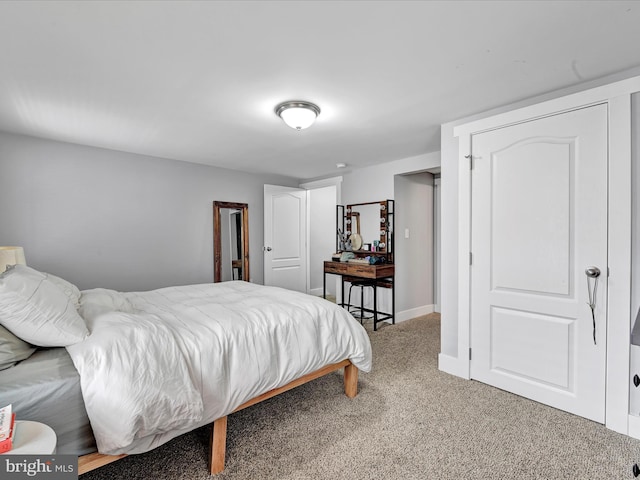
[299,176,343,298]
[454,76,638,434]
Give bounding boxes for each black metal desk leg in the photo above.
[392,275,395,325]
[323,272,327,299]
[373,282,378,331]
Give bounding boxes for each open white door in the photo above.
[264,185,307,292]
[470,104,608,422]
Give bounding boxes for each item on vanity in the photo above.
[347,257,370,265]
[369,256,386,265]
[336,228,347,252]
[340,252,356,262]
[349,233,363,250]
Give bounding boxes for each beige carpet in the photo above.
[81,314,640,479]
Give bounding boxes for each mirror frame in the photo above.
[213,201,250,283]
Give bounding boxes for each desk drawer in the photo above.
[324,262,348,274]
[348,264,377,278]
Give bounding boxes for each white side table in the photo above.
[1,421,57,454]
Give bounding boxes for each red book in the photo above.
[0,413,16,453]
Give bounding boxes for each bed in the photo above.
[0,265,372,474]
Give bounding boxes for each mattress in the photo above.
[0,347,96,455]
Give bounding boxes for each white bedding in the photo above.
[66,281,372,455]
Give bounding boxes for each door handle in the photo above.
[585,266,600,345]
[585,266,601,278]
[263,246,272,252]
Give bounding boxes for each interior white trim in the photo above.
[299,176,343,190]
[438,353,468,378]
[606,94,632,433]
[454,75,640,138]
[396,304,435,323]
[452,80,635,433]
[434,177,441,313]
[628,414,640,440]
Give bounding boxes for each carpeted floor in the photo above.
[81,314,640,479]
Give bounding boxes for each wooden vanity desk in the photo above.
[323,260,395,330]
[323,260,394,280]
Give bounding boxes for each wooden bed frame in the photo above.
[78,359,358,475]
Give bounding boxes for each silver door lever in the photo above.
[585,266,601,278]
[585,266,600,345]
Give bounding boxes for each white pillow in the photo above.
[0,265,89,347]
[47,272,82,307]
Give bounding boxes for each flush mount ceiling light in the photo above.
[275,101,321,130]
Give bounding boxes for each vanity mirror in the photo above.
[213,201,249,283]
[338,200,394,262]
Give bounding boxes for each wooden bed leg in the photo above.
[210,416,228,475]
[344,362,358,398]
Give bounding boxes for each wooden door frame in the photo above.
[213,201,249,283]
[453,76,640,435]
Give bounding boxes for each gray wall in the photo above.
[0,131,298,291]
[394,172,434,311]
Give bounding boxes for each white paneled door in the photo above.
[264,185,308,293]
[470,104,608,422]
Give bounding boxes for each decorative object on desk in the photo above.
[349,233,363,251]
[331,253,341,261]
[0,247,26,273]
[347,210,363,250]
[337,228,347,252]
[347,258,370,264]
[340,252,356,262]
[362,243,370,251]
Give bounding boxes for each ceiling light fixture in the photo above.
[275,101,321,130]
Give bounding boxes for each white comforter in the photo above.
[66,281,372,455]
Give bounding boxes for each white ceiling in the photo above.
[1,1,640,180]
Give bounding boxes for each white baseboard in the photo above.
[394,304,435,323]
[309,287,323,296]
[438,353,469,379]
[628,415,640,439]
